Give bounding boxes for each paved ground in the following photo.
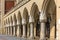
[0,35,34,40]
[0,35,40,40]
[0,35,23,40]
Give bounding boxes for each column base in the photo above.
[13,34,16,37]
[39,38,46,40]
[28,37,34,40]
[21,37,27,40]
[39,39,46,40]
[50,38,55,40]
[22,35,26,38]
[30,36,34,39]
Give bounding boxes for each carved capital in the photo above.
[22,18,27,25]
[17,20,21,25]
[29,16,34,23]
[39,11,47,22]
[10,22,13,27]
[13,21,16,26]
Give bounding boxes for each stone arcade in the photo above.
[0,0,59,40]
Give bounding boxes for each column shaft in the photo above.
[13,26,16,36]
[40,22,46,40]
[17,25,21,37]
[23,24,26,38]
[34,23,36,37]
[27,25,29,37]
[10,27,13,35]
[7,27,8,35]
[6,27,7,35]
[8,27,9,35]
[30,23,34,38]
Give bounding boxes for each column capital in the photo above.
[39,11,47,22]
[22,18,27,25]
[6,23,9,27]
[17,20,21,25]
[10,22,13,27]
[29,16,34,23]
[13,21,16,26]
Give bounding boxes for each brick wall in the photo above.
[5,1,14,13]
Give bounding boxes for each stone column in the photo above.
[22,18,27,38]
[6,27,7,35]
[17,25,21,37]
[13,26,16,36]
[5,27,6,34]
[6,23,8,35]
[10,27,13,35]
[30,23,34,38]
[7,27,9,35]
[23,24,26,38]
[29,16,34,38]
[17,19,21,37]
[10,22,13,36]
[27,24,29,37]
[6,27,8,35]
[39,11,47,40]
[34,23,36,37]
[13,21,16,36]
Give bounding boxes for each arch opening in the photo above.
[30,2,40,37]
[45,0,56,39]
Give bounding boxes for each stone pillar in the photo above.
[13,21,16,36]
[22,18,27,38]
[29,16,34,38]
[10,27,13,35]
[23,24,26,38]
[6,27,7,35]
[5,27,6,34]
[10,22,13,36]
[13,26,16,36]
[34,23,36,37]
[30,23,34,38]
[7,27,9,35]
[6,27,8,35]
[39,11,47,40]
[17,19,21,37]
[17,25,21,37]
[27,24,29,37]
[40,23,46,40]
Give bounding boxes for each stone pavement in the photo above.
[0,35,50,40]
[0,35,40,40]
[0,35,23,40]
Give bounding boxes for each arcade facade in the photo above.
[0,0,58,40]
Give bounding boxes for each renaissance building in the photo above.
[0,0,60,40]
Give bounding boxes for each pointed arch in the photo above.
[13,14,17,23]
[4,20,6,27]
[6,19,8,27]
[6,19,8,24]
[22,7,29,22]
[30,2,40,37]
[17,11,22,24]
[30,2,39,22]
[10,16,13,23]
[42,0,56,38]
[8,18,10,24]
